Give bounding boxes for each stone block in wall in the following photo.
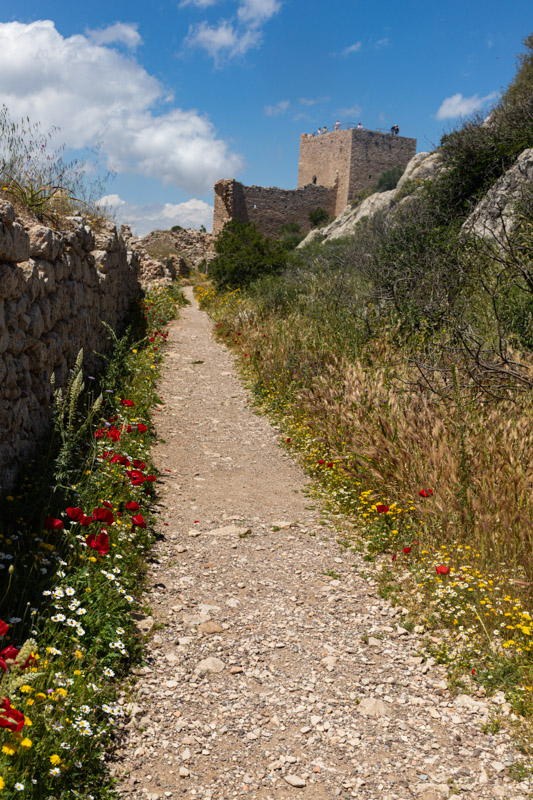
[94,225,121,253]
[92,249,122,273]
[28,225,63,261]
[19,261,42,303]
[64,217,95,254]
[0,217,30,263]
[0,263,22,299]
[0,199,16,227]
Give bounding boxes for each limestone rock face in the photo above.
[462,148,533,242]
[395,151,442,193]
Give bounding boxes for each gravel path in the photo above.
[112,288,529,800]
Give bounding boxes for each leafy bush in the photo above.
[209,219,288,289]
[308,207,329,228]
[374,164,405,192]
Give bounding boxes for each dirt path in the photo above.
[112,288,527,800]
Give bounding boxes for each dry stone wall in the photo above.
[213,179,336,237]
[0,199,142,492]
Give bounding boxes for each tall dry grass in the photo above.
[226,305,533,590]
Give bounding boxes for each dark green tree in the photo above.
[209,219,288,289]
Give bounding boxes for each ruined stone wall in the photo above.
[213,179,336,237]
[0,199,142,492]
[298,129,417,214]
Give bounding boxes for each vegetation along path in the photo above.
[112,288,527,800]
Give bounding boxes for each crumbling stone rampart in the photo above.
[0,200,142,492]
[213,179,337,236]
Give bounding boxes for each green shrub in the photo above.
[209,219,288,289]
[375,164,405,192]
[308,207,329,228]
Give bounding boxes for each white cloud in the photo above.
[264,99,289,116]
[180,0,220,7]
[340,42,362,56]
[185,19,261,63]
[436,91,498,120]
[298,96,330,106]
[338,103,362,119]
[97,194,213,236]
[375,37,389,48]
[97,194,126,207]
[86,22,142,48]
[0,20,242,194]
[184,0,281,63]
[237,0,281,25]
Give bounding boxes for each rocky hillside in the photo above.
[300,147,533,247]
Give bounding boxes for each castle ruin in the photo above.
[213,127,417,237]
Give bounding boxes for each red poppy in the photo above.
[79,515,94,527]
[137,424,148,433]
[0,698,25,732]
[391,552,397,562]
[126,425,133,433]
[86,530,109,556]
[121,399,135,407]
[435,565,450,575]
[109,415,118,422]
[66,507,84,522]
[126,469,145,486]
[125,501,140,512]
[0,659,6,673]
[286,438,291,443]
[132,460,146,470]
[403,547,412,554]
[145,474,156,483]
[18,653,36,670]
[419,489,434,498]
[131,514,147,529]
[471,668,476,676]
[44,516,64,531]
[102,501,113,509]
[376,504,389,513]
[0,646,19,661]
[318,460,325,465]
[0,621,9,637]
[327,462,334,468]
[94,428,105,438]
[107,427,121,442]
[92,507,114,525]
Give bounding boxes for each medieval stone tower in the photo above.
[213,127,416,236]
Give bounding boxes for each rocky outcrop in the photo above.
[120,225,175,286]
[462,148,533,242]
[121,226,215,286]
[298,151,444,247]
[142,228,215,271]
[0,201,141,492]
[395,151,442,193]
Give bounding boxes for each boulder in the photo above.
[462,148,533,243]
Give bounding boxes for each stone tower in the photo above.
[298,128,417,215]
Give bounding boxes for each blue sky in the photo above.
[0,1,530,234]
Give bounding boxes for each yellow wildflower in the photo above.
[50,754,61,765]
[20,738,32,749]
